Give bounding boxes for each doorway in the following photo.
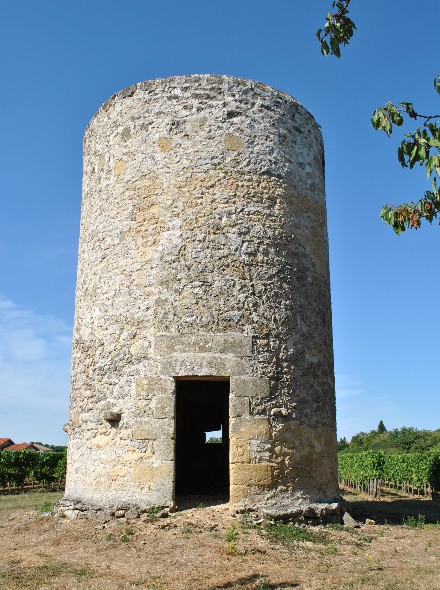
[175,379,229,500]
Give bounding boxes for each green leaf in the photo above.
[320,40,330,56]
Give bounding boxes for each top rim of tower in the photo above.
[85,74,318,134]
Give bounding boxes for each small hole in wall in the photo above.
[205,426,222,444]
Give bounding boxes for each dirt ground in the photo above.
[0,491,439,590]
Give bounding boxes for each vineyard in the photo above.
[338,451,440,499]
[0,450,66,491]
[2,449,440,501]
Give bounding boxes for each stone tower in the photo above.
[61,75,340,522]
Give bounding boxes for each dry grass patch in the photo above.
[0,491,439,590]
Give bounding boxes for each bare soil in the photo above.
[0,491,439,590]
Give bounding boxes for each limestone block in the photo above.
[132,462,173,484]
[154,439,175,461]
[230,484,249,503]
[230,417,270,439]
[211,334,252,356]
[230,463,272,487]
[249,439,272,462]
[154,334,211,354]
[229,436,249,463]
[132,418,174,440]
[230,397,250,418]
[230,376,270,398]
[87,434,112,449]
[153,396,175,419]
[135,377,175,398]
[154,333,252,357]
[159,354,248,377]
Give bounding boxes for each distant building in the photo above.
[0,438,14,450]
[0,439,52,452]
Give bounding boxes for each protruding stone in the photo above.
[104,411,121,422]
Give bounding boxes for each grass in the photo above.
[120,525,134,542]
[0,560,93,586]
[1,490,439,590]
[261,523,329,546]
[0,491,63,513]
[36,500,54,515]
[402,513,426,527]
[225,522,239,554]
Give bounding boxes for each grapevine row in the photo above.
[0,450,67,491]
[338,451,440,499]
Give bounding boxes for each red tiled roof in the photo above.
[4,443,34,451]
[0,438,14,445]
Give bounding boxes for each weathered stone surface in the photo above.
[63,75,339,519]
[154,333,252,357]
[103,411,121,422]
[230,376,270,398]
[343,512,360,528]
[230,463,272,487]
[136,377,175,398]
[159,354,248,377]
[230,417,270,439]
[229,397,250,418]
[153,396,175,419]
[132,418,174,440]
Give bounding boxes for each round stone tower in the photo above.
[61,75,340,522]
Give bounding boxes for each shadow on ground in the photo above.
[175,494,229,510]
[344,492,440,524]
[209,574,299,589]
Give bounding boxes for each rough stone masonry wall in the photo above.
[62,75,340,522]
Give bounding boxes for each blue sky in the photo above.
[1,1,438,445]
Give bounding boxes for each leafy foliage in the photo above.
[371,88,440,233]
[0,451,66,489]
[338,426,440,455]
[319,4,439,233]
[338,451,386,484]
[206,436,222,444]
[338,450,440,492]
[377,420,387,433]
[316,1,356,58]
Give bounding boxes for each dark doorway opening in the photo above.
[175,379,229,503]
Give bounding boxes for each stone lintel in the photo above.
[154,333,252,357]
[230,376,270,398]
[159,354,248,377]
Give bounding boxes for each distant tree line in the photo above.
[338,423,440,454]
